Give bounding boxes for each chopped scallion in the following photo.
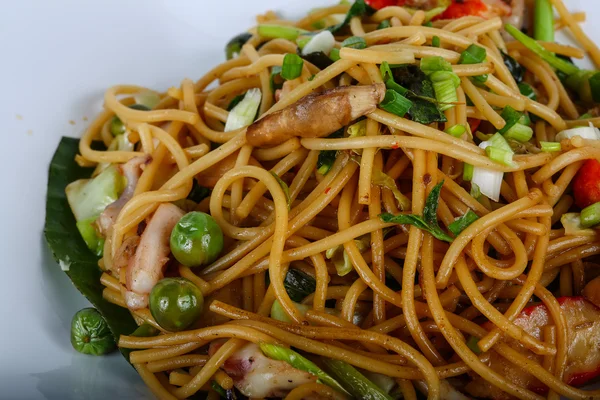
[503,123,533,142]
[330,48,341,62]
[498,105,523,135]
[518,82,537,100]
[540,141,562,152]
[445,124,466,138]
[459,44,487,65]
[486,146,515,167]
[281,54,304,80]
[487,132,514,154]
[342,36,367,49]
[377,20,391,30]
[463,163,474,181]
[420,56,452,75]
[432,36,441,48]
[257,24,306,41]
[379,90,413,117]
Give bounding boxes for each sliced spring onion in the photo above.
[470,182,482,199]
[471,166,503,202]
[420,56,453,75]
[110,117,126,136]
[445,124,466,138]
[379,90,413,117]
[555,125,600,141]
[518,82,537,100]
[432,36,441,48]
[463,163,474,181]
[459,44,487,65]
[471,74,489,84]
[330,48,341,62]
[486,133,514,154]
[270,172,291,209]
[257,24,306,41]
[540,141,562,152]
[505,24,579,75]
[377,20,391,29]
[486,146,515,167]
[301,30,336,56]
[348,119,367,138]
[504,123,534,143]
[561,213,597,236]
[498,105,523,135]
[281,53,304,80]
[581,202,600,228]
[534,0,555,42]
[428,70,460,111]
[380,61,393,81]
[341,36,367,49]
[579,113,593,120]
[224,88,262,132]
[519,113,531,127]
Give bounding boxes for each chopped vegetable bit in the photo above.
[379,181,454,242]
[573,159,600,208]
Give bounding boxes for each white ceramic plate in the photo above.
[0,0,595,398]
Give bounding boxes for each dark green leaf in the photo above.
[284,268,317,302]
[225,32,253,60]
[379,181,453,243]
[501,51,524,83]
[448,210,479,236]
[44,137,138,361]
[518,82,537,100]
[392,66,447,124]
[423,181,444,226]
[300,51,333,70]
[322,358,393,400]
[187,179,211,203]
[327,0,376,34]
[317,128,344,175]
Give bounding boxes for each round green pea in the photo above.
[170,212,224,267]
[149,278,204,332]
[70,308,116,356]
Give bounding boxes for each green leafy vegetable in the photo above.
[225,32,253,60]
[392,66,447,124]
[377,20,391,30]
[498,105,523,135]
[270,299,310,322]
[326,233,370,276]
[317,128,344,175]
[227,94,246,111]
[379,181,453,242]
[518,82,537,100]
[459,44,486,65]
[257,25,307,41]
[187,179,211,203]
[259,343,348,394]
[327,0,375,34]
[448,210,479,236]
[501,51,524,84]
[284,268,317,302]
[45,137,138,360]
[322,358,393,400]
[330,48,341,62]
[299,51,333,70]
[466,336,482,354]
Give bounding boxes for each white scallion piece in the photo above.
[224,88,262,132]
[301,30,336,56]
[555,124,600,141]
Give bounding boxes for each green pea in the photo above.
[109,104,152,136]
[70,308,116,356]
[149,278,204,331]
[170,211,224,267]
